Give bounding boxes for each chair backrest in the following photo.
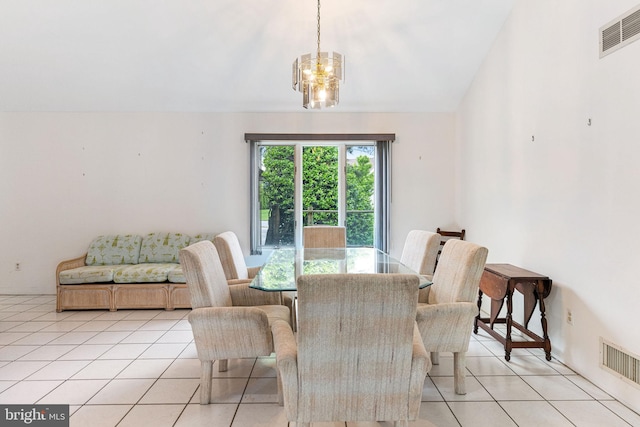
[400,230,441,275]
[213,231,249,280]
[434,228,466,271]
[296,273,419,421]
[436,228,466,242]
[179,240,232,309]
[430,239,488,304]
[303,225,346,248]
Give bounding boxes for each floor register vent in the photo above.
[600,338,640,388]
[600,4,640,57]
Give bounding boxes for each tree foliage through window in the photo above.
[260,145,375,247]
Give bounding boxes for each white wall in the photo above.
[457,0,640,410]
[0,111,455,293]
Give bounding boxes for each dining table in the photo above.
[249,247,432,292]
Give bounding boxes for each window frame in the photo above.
[246,133,394,254]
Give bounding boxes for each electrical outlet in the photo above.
[566,309,573,325]
[15,263,20,271]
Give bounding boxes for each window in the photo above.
[247,134,393,253]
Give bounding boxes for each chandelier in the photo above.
[292,0,344,109]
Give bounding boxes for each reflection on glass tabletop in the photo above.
[250,247,432,292]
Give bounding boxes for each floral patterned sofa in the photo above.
[56,232,214,312]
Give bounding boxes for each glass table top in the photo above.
[250,247,432,292]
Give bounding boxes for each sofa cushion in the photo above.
[113,263,177,283]
[191,233,216,243]
[138,232,191,263]
[167,265,186,283]
[59,265,129,284]
[86,235,143,266]
[168,234,214,282]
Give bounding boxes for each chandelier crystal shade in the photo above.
[292,0,344,109]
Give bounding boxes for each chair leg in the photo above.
[453,351,467,395]
[431,351,439,365]
[218,359,228,372]
[200,360,212,404]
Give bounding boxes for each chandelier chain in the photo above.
[316,0,321,60]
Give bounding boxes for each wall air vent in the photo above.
[600,338,640,388]
[600,4,640,58]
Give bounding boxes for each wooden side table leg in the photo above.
[537,280,552,360]
[474,289,483,334]
[505,287,513,361]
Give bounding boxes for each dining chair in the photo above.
[400,230,441,305]
[434,227,466,271]
[303,225,346,248]
[415,238,488,395]
[213,230,293,311]
[400,230,441,278]
[179,240,290,404]
[213,231,261,285]
[272,273,430,427]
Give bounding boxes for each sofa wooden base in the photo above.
[56,250,193,312]
[56,283,191,312]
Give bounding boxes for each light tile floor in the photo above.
[0,295,639,427]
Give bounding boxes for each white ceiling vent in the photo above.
[600,4,640,58]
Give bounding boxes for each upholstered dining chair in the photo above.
[272,273,430,427]
[400,230,441,306]
[213,230,293,309]
[415,239,488,395]
[213,231,261,285]
[400,230,441,278]
[179,240,290,404]
[303,225,346,248]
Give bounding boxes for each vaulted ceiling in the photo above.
[0,0,515,112]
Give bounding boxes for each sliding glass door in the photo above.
[345,145,375,247]
[249,135,392,253]
[257,145,295,247]
[302,146,340,227]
